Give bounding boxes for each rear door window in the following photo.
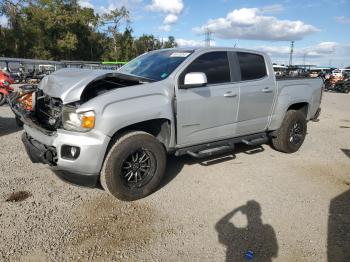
[237,52,267,81]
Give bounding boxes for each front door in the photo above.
[175,51,240,146]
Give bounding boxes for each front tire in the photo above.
[271,110,307,153]
[100,131,166,201]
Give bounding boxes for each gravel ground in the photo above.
[0,92,349,262]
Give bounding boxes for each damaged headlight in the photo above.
[62,106,95,132]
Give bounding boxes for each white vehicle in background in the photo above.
[332,69,350,77]
[273,65,287,76]
[308,67,332,78]
[38,65,56,75]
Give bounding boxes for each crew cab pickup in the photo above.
[9,47,323,201]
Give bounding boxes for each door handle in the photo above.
[262,87,273,93]
[224,91,237,97]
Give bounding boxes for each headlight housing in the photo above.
[2,80,9,87]
[62,106,95,132]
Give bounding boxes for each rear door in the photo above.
[175,51,240,146]
[235,52,276,135]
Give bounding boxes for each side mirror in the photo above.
[182,72,207,88]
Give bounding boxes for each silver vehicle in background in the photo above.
[10,47,323,201]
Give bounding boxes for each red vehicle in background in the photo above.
[0,71,14,105]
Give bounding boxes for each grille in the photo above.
[35,92,63,131]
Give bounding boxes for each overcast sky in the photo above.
[2,0,349,67]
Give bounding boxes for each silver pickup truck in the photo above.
[10,47,323,201]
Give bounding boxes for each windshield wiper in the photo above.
[138,76,157,83]
[118,72,157,82]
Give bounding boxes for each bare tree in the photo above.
[101,6,130,59]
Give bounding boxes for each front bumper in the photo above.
[22,125,111,188]
[52,170,100,188]
[21,132,57,166]
[22,133,99,187]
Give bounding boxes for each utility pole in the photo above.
[204,28,213,47]
[289,41,294,66]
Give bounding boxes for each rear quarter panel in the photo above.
[269,78,323,130]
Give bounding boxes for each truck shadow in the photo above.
[0,116,22,137]
[160,144,265,190]
[327,190,350,262]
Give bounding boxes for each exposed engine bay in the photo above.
[8,85,63,132]
[7,73,145,132]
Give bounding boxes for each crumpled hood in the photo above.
[39,68,116,104]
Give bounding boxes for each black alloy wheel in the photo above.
[121,149,155,188]
[289,121,304,145]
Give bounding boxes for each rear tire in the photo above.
[271,110,307,153]
[100,131,166,201]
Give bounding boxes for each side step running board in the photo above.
[242,135,268,146]
[187,145,235,159]
[175,132,269,158]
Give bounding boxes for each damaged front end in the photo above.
[7,68,156,187]
[8,69,150,134]
[7,85,60,166]
[8,85,64,134]
[8,84,95,167]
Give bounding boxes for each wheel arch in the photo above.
[117,118,171,146]
[106,118,172,154]
[287,102,309,116]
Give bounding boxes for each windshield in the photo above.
[119,50,193,81]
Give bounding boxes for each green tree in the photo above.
[134,34,162,56]
[118,27,135,61]
[0,0,26,57]
[0,1,180,62]
[163,36,177,48]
